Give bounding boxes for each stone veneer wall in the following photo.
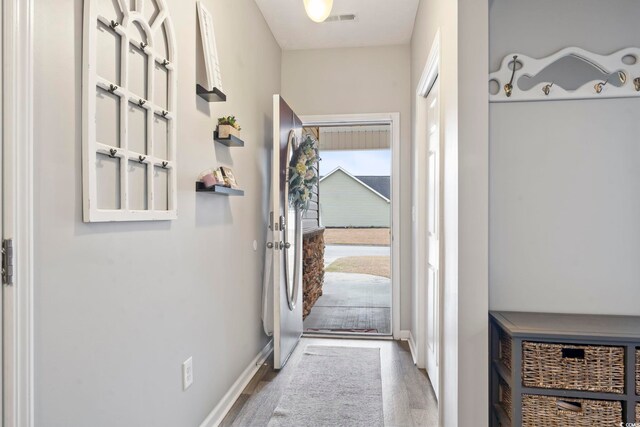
[302,229,325,319]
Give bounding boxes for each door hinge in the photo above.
[2,239,14,285]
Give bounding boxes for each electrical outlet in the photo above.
[182,357,193,390]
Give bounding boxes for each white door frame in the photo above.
[300,112,401,340]
[413,29,442,400]
[3,0,35,425]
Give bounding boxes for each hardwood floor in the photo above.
[221,338,439,427]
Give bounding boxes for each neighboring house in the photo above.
[319,167,390,227]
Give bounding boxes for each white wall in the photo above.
[33,0,280,425]
[281,45,413,329]
[489,0,640,315]
[411,0,488,424]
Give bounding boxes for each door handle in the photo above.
[267,241,286,250]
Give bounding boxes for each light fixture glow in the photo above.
[303,0,334,23]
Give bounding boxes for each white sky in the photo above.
[319,149,391,176]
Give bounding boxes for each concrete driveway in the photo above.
[324,244,390,266]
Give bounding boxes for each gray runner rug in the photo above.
[267,346,384,427]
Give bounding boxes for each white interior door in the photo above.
[271,95,303,370]
[1,1,34,423]
[425,80,441,399]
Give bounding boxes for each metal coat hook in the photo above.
[634,77,640,91]
[108,84,118,93]
[161,161,168,169]
[110,20,119,29]
[594,79,609,94]
[138,155,146,163]
[504,55,518,97]
[138,99,146,107]
[618,71,627,85]
[161,110,168,117]
[140,42,148,51]
[109,148,118,158]
[542,82,554,96]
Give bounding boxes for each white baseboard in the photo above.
[400,329,418,365]
[408,331,418,365]
[199,340,273,427]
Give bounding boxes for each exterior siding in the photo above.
[301,128,321,232]
[319,170,390,227]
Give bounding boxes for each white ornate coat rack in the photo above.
[489,47,640,102]
[82,0,177,222]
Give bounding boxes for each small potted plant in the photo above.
[217,115,241,139]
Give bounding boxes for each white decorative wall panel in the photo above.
[83,0,177,221]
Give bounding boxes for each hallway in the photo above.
[20,0,496,424]
[222,338,438,427]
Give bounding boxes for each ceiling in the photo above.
[255,0,420,50]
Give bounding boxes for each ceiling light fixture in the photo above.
[303,0,334,23]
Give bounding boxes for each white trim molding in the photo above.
[417,29,441,97]
[301,113,402,340]
[199,340,273,427]
[3,0,35,425]
[399,330,418,365]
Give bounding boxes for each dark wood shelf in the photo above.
[519,386,625,401]
[490,311,640,426]
[214,131,244,147]
[492,359,512,385]
[195,182,244,196]
[491,310,640,342]
[493,404,512,427]
[196,84,227,102]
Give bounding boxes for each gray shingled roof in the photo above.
[355,176,391,199]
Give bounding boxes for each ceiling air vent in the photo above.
[324,14,356,23]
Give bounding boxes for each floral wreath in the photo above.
[289,133,320,212]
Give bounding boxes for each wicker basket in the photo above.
[499,331,512,371]
[636,348,640,395]
[637,403,640,424]
[522,395,622,427]
[522,342,625,394]
[498,378,512,420]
